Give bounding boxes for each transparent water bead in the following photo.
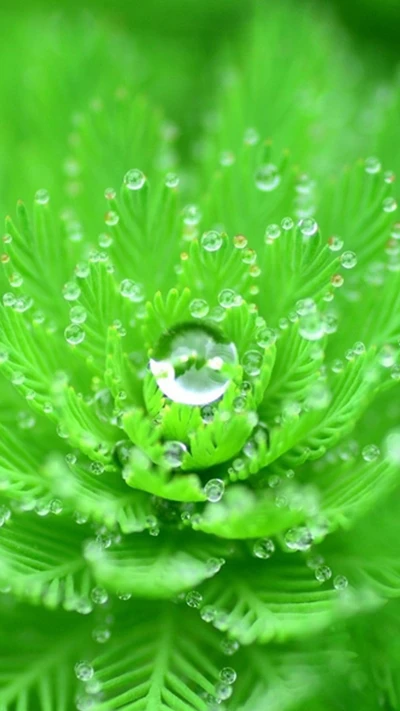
[255,163,281,192]
[149,323,238,406]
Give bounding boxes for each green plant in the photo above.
[0,3,400,711]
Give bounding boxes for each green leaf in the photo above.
[0,512,90,610]
[90,530,229,598]
[91,602,224,711]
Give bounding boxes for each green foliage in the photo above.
[0,1,400,710]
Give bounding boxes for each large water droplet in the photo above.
[149,323,238,406]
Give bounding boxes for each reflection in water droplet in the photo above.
[149,323,238,406]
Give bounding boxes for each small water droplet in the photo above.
[255,326,277,348]
[75,261,90,278]
[218,289,242,308]
[281,216,294,231]
[333,575,348,590]
[65,324,85,345]
[242,350,263,376]
[215,682,233,701]
[35,189,50,205]
[285,526,313,551]
[182,204,201,226]
[255,163,281,192]
[13,295,33,313]
[328,235,344,251]
[299,313,325,341]
[341,251,357,269]
[364,156,381,174]
[201,230,223,252]
[221,638,239,655]
[91,586,108,605]
[164,441,187,468]
[383,197,397,213]
[204,478,225,502]
[244,127,259,145]
[253,537,275,559]
[70,305,87,324]
[124,169,146,190]
[104,187,116,200]
[120,279,144,302]
[219,668,237,685]
[201,605,217,622]
[63,281,81,301]
[92,626,111,643]
[189,298,209,319]
[74,661,94,681]
[149,323,238,406]
[300,218,318,236]
[105,211,119,227]
[264,224,281,242]
[361,444,380,462]
[200,404,215,423]
[315,565,332,582]
[233,234,247,249]
[186,590,203,608]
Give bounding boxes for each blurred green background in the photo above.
[0,0,399,218]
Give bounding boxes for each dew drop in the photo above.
[201,230,223,252]
[264,224,281,242]
[200,404,215,423]
[299,313,325,341]
[218,289,242,309]
[215,682,233,701]
[255,163,281,192]
[281,216,294,231]
[285,526,313,551]
[35,188,50,205]
[70,305,87,324]
[383,197,397,213]
[124,168,146,191]
[300,217,318,236]
[104,211,119,227]
[340,251,357,269]
[253,537,275,559]
[186,590,203,608]
[104,187,116,200]
[233,234,247,249]
[204,478,225,502]
[244,127,259,145]
[365,156,381,174]
[163,441,187,468]
[92,626,111,644]
[200,605,217,622]
[91,586,108,605]
[13,295,33,313]
[221,638,239,655]
[242,350,263,376]
[361,444,380,462]
[63,281,81,301]
[328,235,344,251]
[219,668,237,685]
[74,661,94,681]
[315,565,332,582]
[189,298,209,319]
[333,574,348,590]
[149,323,238,406]
[65,324,85,345]
[182,204,201,226]
[165,172,179,188]
[256,326,277,349]
[120,279,144,302]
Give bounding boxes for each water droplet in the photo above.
[65,324,85,345]
[164,441,187,468]
[124,169,146,190]
[70,305,87,324]
[328,235,344,251]
[92,626,111,643]
[91,586,108,605]
[201,605,217,622]
[149,324,238,406]
[189,298,209,319]
[285,526,313,551]
[361,444,380,462]
[341,251,357,269]
[90,462,105,476]
[35,189,50,205]
[215,682,233,701]
[201,230,223,252]
[120,279,144,302]
[315,565,332,582]
[3,293,15,307]
[74,661,94,681]
[333,575,348,591]
[201,404,215,423]
[186,590,203,608]
[255,326,277,348]
[221,638,239,655]
[204,478,225,502]
[220,150,235,167]
[244,127,259,145]
[299,313,325,341]
[233,234,248,249]
[182,204,201,226]
[364,156,381,174]
[281,216,294,231]
[300,218,318,236]
[383,197,397,213]
[255,163,281,192]
[253,537,275,559]
[219,668,237,685]
[75,261,90,278]
[264,224,281,242]
[13,295,33,313]
[104,187,116,200]
[242,350,263,376]
[218,289,242,308]
[63,281,81,301]
[105,211,119,227]
[331,274,344,288]
[9,272,23,287]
